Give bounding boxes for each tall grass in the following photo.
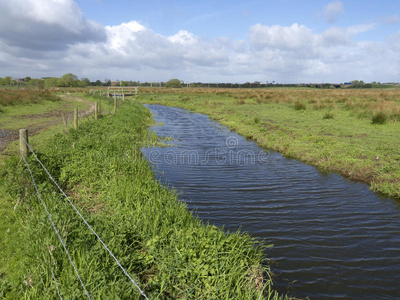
[139,87,400,122]
[0,101,282,299]
[0,89,59,106]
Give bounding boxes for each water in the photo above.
[142,104,400,299]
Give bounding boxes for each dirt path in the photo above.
[0,94,95,153]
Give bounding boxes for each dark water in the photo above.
[142,104,400,299]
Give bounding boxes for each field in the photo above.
[0,88,97,157]
[0,92,283,299]
[137,87,400,199]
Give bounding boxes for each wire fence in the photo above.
[18,97,148,299]
[28,97,123,146]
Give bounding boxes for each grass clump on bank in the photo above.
[0,100,282,299]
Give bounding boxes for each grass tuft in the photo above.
[323,111,335,119]
[371,111,387,124]
[294,101,306,110]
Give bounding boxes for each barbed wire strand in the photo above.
[21,153,91,300]
[42,250,63,300]
[29,124,66,145]
[21,137,149,300]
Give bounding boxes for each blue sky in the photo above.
[1,0,400,83]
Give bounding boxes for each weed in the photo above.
[254,116,260,124]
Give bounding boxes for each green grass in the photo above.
[137,88,400,199]
[0,94,92,131]
[0,100,282,299]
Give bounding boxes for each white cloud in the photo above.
[323,1,344,23]
[0,0,105,51]
[168,30,199,46]
[248,23,316,51]
[0,0,398,84]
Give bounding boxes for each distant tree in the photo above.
[94,80,103,86]
[57,73,80,87]
[81,78,91,87]
[351,80,365,86]
[0,78,4,85]
[242,82,251,88]
[4,76,11,85]
[27,79,37,85]
[165,79,182,88]
[44,77,59,88]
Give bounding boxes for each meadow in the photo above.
[137,87,400,199]
[0,94,283,299]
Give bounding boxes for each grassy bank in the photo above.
[0,99,282,299]
[137,88,400,199]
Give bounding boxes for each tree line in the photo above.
[1,74,397,89]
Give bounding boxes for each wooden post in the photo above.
[107,88,110,97]
[95,101,98,120]
[19,129,29,158]
[114,96,117,114]
[100,90,102,96]
[74,108,78,130]
[122,93,125,101]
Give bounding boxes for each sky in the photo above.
[1,0,400,83]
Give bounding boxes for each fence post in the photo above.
[74,108,78,130]
[114,97,117,114]
[19,129,29,158]
[100,90,102,96]
[95,101,98,120]
[123,93,125,101]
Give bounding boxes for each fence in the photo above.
[18,96,148,299]
[19,95,124,151]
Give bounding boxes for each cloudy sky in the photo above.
[1,0,400,83]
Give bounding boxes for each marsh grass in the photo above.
[0,101,282,299]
